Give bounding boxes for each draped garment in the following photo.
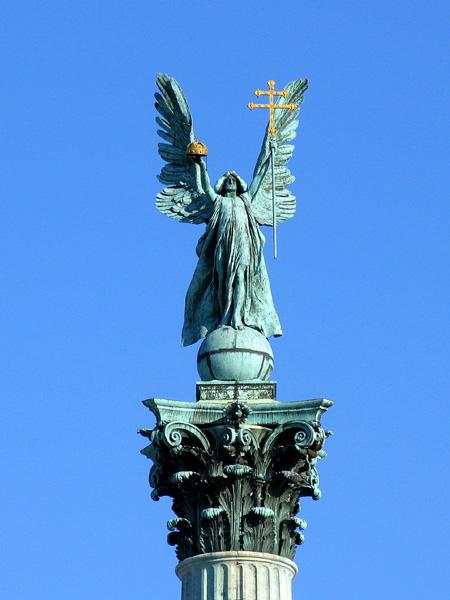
[182,193,282,346]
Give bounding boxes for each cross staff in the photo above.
[248,80,297,258]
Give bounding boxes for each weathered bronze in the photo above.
[154,73,308,355]
[140,396,332,561]
[141,74,333,577]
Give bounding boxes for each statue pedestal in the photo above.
[197,327,274,382]
[196,381,277,402]
[176,551,297,600]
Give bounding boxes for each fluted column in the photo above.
[176,551,297,600]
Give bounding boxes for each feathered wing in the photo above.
[249,79,308,226]
[155,73,214,224]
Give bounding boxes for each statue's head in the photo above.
[215,171,247,196]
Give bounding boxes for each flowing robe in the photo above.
[182,193,282,346]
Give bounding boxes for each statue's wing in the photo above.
[249,79,308,226]
[155,73,214,224]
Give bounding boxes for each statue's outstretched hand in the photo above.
[193,156,208,175]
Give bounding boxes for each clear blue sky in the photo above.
[1,1,449,598]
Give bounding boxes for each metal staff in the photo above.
[248,80,297,258]
[270,138,277,258]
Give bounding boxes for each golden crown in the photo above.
[186,140,208,157]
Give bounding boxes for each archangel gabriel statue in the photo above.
[155,73,308,381]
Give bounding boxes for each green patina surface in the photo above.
[142,74,333,564]
[140,387,332,562]
[154,73,307,354]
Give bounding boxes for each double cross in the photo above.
[248,80,296,137]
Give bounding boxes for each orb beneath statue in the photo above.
[197,326,274,382]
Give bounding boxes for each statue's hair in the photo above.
[215,171,248,195]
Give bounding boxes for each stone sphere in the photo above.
[197,326,274,382]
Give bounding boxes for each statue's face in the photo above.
[222,175,237,195]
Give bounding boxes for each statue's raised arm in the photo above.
[194,156,216,204]
[155,73,214,224]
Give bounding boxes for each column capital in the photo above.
[140,389,332,562]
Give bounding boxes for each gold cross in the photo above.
[248,80,297,137]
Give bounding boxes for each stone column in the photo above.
[140,382,332,600]
[176,551,297,600]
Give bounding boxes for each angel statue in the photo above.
[155,73,307,350]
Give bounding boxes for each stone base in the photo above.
[196,381,277,403]
[176,551,297,600]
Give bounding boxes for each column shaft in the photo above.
[176,551,297,600]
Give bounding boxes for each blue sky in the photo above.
[1,1,449,598]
